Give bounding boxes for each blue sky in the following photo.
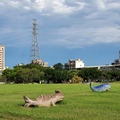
[0,0,120,68]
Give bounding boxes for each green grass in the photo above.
[0,83,120,120]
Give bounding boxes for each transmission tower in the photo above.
[29,19,40,63]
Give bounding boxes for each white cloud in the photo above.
[107,2,120,10]
[24,6,31,10]
[8,1,20,8]
[96,0,106,10]
[53,0,71,14]
[52,0,86,14]
[0,0,86,15]
[50,25,119,48]
[0,0,120,49]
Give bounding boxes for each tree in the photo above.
[15,68,30,83]
[53,63,63,70]
[44,68,54,83]
[2,68,16,83]
[68,70,79,81]
[78,67,103,82]
[29,68,44,83]
[14,68,42,83]
[52,70,63,83]
[61,70,70,83]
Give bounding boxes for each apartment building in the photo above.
[0,45,5,71]
[32,59,48,67]
[64,59,84,70]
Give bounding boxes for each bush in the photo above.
[71,75,83,83]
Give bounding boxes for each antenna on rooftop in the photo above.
[29,19,40,63]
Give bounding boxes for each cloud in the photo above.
[52,0,86,14]
[0,0,87,15]
[107,2,120,10]
[43,24,120,49]
[95,0,106,10]
[0,0,120,49]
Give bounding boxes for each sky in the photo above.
[0,0,120,68]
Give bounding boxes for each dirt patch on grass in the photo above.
[0,113,34,120]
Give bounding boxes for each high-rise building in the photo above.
[0,45,5,71]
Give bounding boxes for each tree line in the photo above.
[1,63,120,83]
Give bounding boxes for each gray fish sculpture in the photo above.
[23,90,64,107]
[90,82,111,92]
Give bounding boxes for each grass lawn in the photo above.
[0,83,120,120]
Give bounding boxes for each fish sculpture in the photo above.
[23,90,64,107]
[90,82,111,92]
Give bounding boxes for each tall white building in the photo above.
[0,45,5,71]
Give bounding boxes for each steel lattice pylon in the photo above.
[29,19,40,63]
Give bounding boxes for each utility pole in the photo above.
[29,19,40,63]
